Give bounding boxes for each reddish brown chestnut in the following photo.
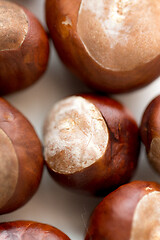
[140,95,160,174]
[0,0,49,95]
[46,0,160,93]
[43,94,140,195]
[0,98,43,214]
[85,181,160,240]
[0,221,70,239]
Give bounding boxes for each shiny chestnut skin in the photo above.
[0,0,49,95]
[0,221,70,239]
[85,181,160,240]
[43,94,140,196]
[0,98,43,214]
[46,0,160,93]
[140,95,160,174]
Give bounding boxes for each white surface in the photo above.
[0,0,160,239]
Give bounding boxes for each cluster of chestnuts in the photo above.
[0,0,160,239]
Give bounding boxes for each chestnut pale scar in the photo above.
[44,96,109,174]
[130,191,160,240]
[0,128,18,209]
[148,137,160,173]
[0,0,28,51]
[77,0,160,71]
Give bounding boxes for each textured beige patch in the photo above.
[0,0,28,51]
[44,96,109,174]
[130,191,160,240]
[148,137,160,173]
[77,0,160,71]
[0,128,18,209]
[62,16,72,26]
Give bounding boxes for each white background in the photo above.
[0,0,160,239]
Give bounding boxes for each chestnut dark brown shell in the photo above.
[140,95,160,174]
[0,98,43,214]
[0,221,70,239]
[46,0,160,93]
[85,181,160,240]
[43,94,140,196]
[0,0,49,95]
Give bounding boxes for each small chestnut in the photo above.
[0,0,49,95]
[46,0,160,93]
[85,181,160,240]
[43,94,140,195]
[0,98,43,214]
[0,221,70,239]
[140,95,160,174]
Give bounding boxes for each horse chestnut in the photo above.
[0,221,70,239]
[43,94,140,195]
[46,0,160,93]
[0,98,43,214]
[0,0,49,95]
[140,95,160,174]
[85,181,160,240]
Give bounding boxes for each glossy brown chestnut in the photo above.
[0,98,43,214]
[140,95,160,174]
[46,0,160,93]
[0,0,49,95]
[43,94,140,196]
[0,221,70,239]
[85,181,160,240]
